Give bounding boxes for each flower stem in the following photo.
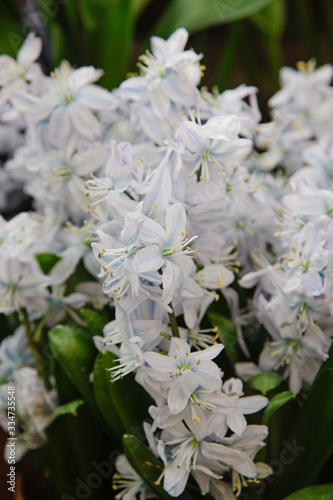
[168,302,180,338]
[20,308,51,391]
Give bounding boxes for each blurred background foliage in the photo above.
[0,0,332,111]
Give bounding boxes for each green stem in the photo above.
[168,303,180,338]
[215,20,243,91]
[73,0,89,65]
[20,308,51,391]
[323,0,333,62]
[264,35,284,91]
[33,313,48,343]
[295,0,320,61]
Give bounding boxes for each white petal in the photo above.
[168,378,189,414]
[132,245,164,274]
[17,33,42,68]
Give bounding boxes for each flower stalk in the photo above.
[20,308,51,391]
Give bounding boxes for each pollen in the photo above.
[217,276,223,286]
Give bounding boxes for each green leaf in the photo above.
[93,352,126,442]
[208,312,238,364]
[248,372,284,395]
[48,325,98,413]
[133,0,152,15]
[80,307,109,337]
[154,0,277,37]
[0,3,22,59]
[269,342,333,499]
[262,391,295,425]
[215,20,244,90]
[45,405,111,499]
[35,253,60,274]
[49,399,84,424]
[93,351,153,438]
[283,484,333,500]
[123,435,193,500]
[251,0,286,37]
[250,0,286,87]
[86,0,135,88]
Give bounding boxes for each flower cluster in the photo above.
[0,28,332,499]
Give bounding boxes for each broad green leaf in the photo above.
[262,391,295,425]
[215,21,244,90]
[269,342,333,499]
[0,3,22,58]
[93,351,152,438]
[123,435,194,500]
[45,405,111,499]
[154,0,277,37]
[208,312,238,364]
[48,325,98,413]
[250,0,286,87]
[36,253,60,274]
[251,0,286,37]
[283,484,333,500]
[49,399,84,424]
[80,308,109,337]
[85,0,135,88]
[248,373,284,395]
[133,0,152,15]
[93,352,126,441]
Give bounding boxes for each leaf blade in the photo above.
[48,325,97,412]
[208,312,238,365]
[49,399,85,424]
[283,484,333,500]
[154,0,278,37]
[93,351,153,438]
[269,341,333,499]
[248,372,284,395]
[262,391,295,425]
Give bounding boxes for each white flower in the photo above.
[0,33,44,107]
[175,114,251,181]
[144,337,223,414]
[0,255,50,317]
[120,28,202,120]
[12,367,57,460]
[221,425,271,495]
[28,61,116,147]
[113,454,157,499]
[158,417,250,497]
[256,295,330,394]
[26,144,107,223]
[282,222,332,298]
[132,203,197,304]
[94,305,161,380]
[0,327,34,380]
